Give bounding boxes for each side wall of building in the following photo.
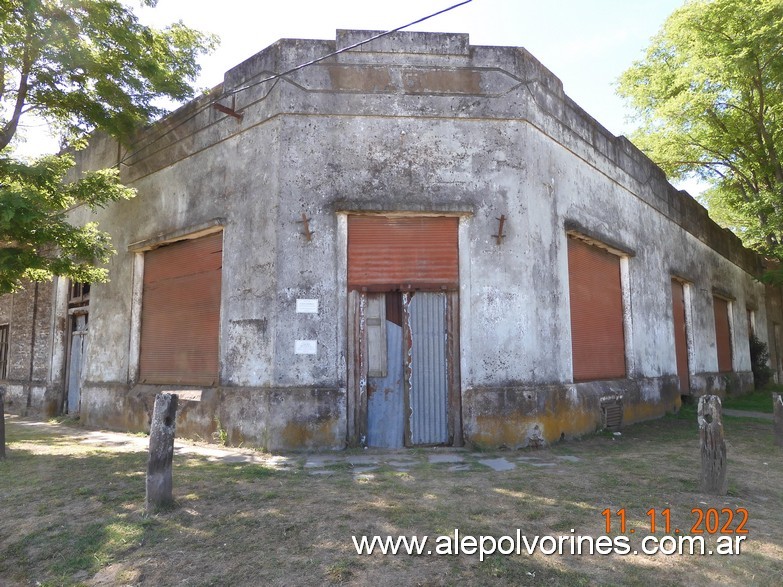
[0,280,65,416]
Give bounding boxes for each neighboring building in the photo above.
[1,30,779,450]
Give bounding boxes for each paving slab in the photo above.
[387,460,416,468]
[556,455,581,463]
[478,457,516,471]
[352,466,379,473]
[428,454,465,464]
[448,464,473,472]
[304,455,343,468]
[346,455,384,466]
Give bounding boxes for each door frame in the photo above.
[64,308,89,414]
[348,289,461,447]
[671,277,693,393]
[341,211,468,448]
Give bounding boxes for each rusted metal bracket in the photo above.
[298,213,314,241]
[213,100,243,121]
[492,214,506,245]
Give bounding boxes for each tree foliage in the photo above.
[618,0,783,261]
[0,0,216,293]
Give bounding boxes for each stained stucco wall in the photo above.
[0,30,771,448]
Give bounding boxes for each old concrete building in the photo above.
[2,30,781,450]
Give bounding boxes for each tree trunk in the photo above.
[774,393,783,448]
[698,395,727,495]
[146,393,178,512]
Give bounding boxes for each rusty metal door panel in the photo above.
[567,237,626,381]
[713,297,733,373]
[407,292,448,446]
[67,314,87,414]
[139,232,223,385]
[347,215,458,291]
[671,280,690,392]
[367,319,405,448]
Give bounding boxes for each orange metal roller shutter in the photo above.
[348,216,458,291]
[139,232,223,385]
[713,297,733,373]
[568,237,626,381]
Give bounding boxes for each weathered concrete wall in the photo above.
[463,377,681,448]
[4,30,774,449]
[265,31,761,445]
[79,384,345,451]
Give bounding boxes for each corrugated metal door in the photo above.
[348,216,458,291]
[567,237,626,381]
[713,296,733,373]
[139,232,223,385]
[367,293,405,448]
[671,279,690,392]
[407,292,449,445]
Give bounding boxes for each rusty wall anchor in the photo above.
[492,214,506,245]
[298,213,314,241]
[212,102,243,121]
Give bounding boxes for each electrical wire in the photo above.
[221,0,474,98]
[120,0,474,166]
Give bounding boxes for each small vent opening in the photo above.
[601,398,623,431]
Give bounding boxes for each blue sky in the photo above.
[133,0,686,136]
[17,0,692,182]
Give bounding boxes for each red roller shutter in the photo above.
[713,296,733,373]
[348,216,458,291]
[671,279,690,392]
[139,232,223,385]
[568,237,626,381]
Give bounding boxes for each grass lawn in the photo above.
[722,385,782,413]
[0,407,781,587]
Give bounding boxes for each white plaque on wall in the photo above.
[296,299,319,314]
[295,339,317,355]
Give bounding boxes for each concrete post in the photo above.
[146,393,178,512]
[698,395,727,495]
[0,385,6,460]
[774,393,783,447]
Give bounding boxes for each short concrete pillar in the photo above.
[774,393,783,447]
[698,395,727,495]
[146,393,178,512]
[0,385,6,460]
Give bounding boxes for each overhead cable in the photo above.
[121,0,473,165]
[222,0,474,97]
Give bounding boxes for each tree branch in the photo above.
[0,24,34,150]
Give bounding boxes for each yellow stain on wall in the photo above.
[280,419,340,450]
[468,386,682,448]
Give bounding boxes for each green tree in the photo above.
[618,0,783,262]
[0,0,216,293]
